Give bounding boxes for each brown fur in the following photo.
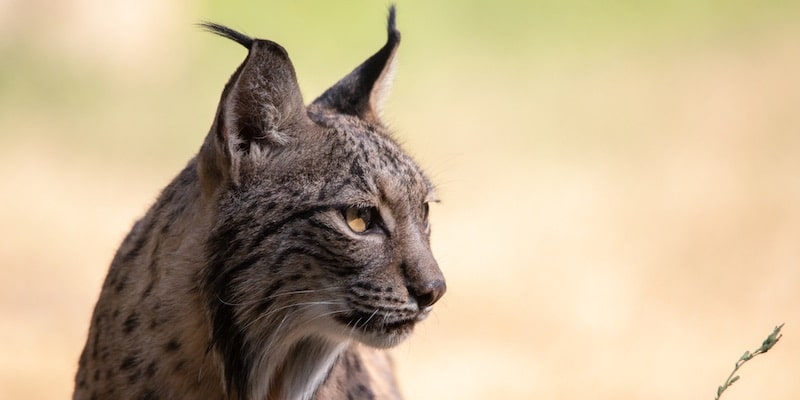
[74,6,445,400]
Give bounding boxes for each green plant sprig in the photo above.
[715,323,784,400]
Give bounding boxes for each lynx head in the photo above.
[196,7,445,396]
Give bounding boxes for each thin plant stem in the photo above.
[714,323,784,400]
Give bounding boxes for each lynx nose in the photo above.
[410,279,447,309]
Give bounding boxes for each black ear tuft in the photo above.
[310,5,401,123]
[387,5,398,41]
[199,22,254,49]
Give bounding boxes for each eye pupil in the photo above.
[345,206,372,233]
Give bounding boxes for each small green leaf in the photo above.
[729,375,740,384]
[759,323,784,353]
[739,350,751,361]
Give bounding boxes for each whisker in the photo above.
[267,288,341,299]
[348,317,363,341]
[359,308,380,330]
[216,286,343,307]
[254,307,349,355]
[243,300,341,331]
[302,309,347,326]
[262,313,290,357]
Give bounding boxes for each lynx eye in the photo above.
[343,206,377,233]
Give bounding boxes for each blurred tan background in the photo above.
[1,0,798,398]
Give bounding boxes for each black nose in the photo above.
[410,279,447,308]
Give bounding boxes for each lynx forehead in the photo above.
[74,6,445,400]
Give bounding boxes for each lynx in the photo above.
[73,7,446,400]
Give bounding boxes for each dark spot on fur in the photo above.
[174,359,187,372]
[122,228,149,264]
[123,312,140,334]
[146,361,158,378]
[140,389,159,400]
[142,281,155,298]
[114,274,127,292]
[120,356,138,371]
[93,369,101,381]
[165,338,181,352]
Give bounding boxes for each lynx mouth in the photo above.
[334,310,416,332]
[332,309,422,347]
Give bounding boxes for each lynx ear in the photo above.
[199,24,308,192]
[310,6,400,122]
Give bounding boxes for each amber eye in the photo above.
[344,206,376,233]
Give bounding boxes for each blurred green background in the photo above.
[1,0,798,398]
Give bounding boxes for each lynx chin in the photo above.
[73,6,446,400]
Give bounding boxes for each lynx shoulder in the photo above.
[73,7,445,400]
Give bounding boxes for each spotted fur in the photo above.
[74,6,445,400]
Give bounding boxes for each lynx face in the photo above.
[205,113,444,350]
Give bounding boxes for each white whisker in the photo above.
[243,300,340,331]
[360,308,380,330]
[262,313,290,357]
[216,286,343,307]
